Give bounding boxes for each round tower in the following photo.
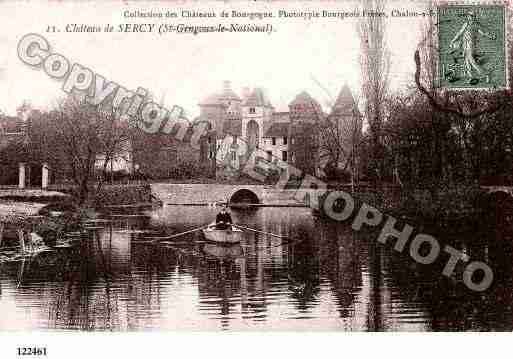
[241,88,273,152]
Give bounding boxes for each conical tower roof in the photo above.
[242,88,272,107]
[199,81,241,106]
[331,85,359,116]
[220,81,241,102]
[289,91,318,107]
[289,91,323,116]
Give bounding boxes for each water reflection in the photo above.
[0,206,512,331]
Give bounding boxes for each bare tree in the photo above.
[29,96,132,207]
[357,0,391,184]
[413,2,513,184]
[414,6,453,183]
[316,97,363,187]
[296,78,363,186]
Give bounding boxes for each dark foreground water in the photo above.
[1,205,513,331]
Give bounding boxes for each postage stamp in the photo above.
[437,4,508,89]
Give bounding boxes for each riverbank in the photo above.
[0,188,69,203]
[0,183,153,219]
[0,201,47,222]
[44,183,153,207]
[316,184,498,235]
[1,181,507,237]
[0,183,153,247]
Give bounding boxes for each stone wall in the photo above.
[151,183,308,206]
[95,184,152,206]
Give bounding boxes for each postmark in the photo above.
[437,4,508,89]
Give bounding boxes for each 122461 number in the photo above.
[17,347,47,356]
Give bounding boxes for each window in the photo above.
[272,137,276,146]
[282,151,288,162]
[291,138,295,145]
[291,153,295,162]
[266,151,272,161]
[249,107,256,114]
[283,136,288,145]
[231,152,237,161]
[208,151,214,159]
[207,136,211,144]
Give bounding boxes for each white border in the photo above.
[0,332,511,359]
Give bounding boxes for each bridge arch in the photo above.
[228,188,260,205]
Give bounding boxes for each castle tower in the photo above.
[241,88,273,152]
[331,84,359,117]
[328,84,362,141]
[220,81,242,120]
[322,84,362,175]
[288,91,323,122]
[198,81,242,134]
[288,91,323,175]
[198,92,226,134]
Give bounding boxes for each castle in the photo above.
[0,81,362,186]
[197,81,362,179]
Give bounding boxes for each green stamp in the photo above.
[437,4,508,89]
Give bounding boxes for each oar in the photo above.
[145,224,211,241]
[231,224,288,239]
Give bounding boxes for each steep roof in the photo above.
[199,81,241,106]
[0,115,24,134]
[220,83,241,102]
[264,122,289,137]
[242,88,272,108]
[331,85,360,116]
[289,91,322,113]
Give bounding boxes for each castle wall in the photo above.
[199,105,226,133]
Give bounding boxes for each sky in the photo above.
[0,0,431,117]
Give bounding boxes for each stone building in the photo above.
[318,85,363,179]
[0,114,27,185]
[197,81,361,180]
[0,111,51,188]
[262,120,290,163]
[288,91,325,176]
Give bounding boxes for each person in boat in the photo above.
[215,204,233,230]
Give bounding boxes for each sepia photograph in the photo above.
[0,0,512,357]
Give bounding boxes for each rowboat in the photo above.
[202,222,243,244]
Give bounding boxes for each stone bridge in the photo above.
[151,183,306,206]
[151,183,402,207]
[152,183,513,207]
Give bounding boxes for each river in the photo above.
[0,205,512,331]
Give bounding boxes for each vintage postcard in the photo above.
[0,0,512,357]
